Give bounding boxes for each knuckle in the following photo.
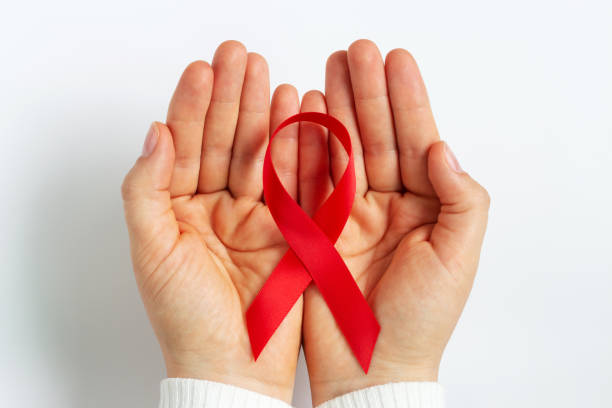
[462,181,490,211]
[121,171,136,201]
[474,184,491,209]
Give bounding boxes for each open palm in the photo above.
[121,41,304,403]
[299,40,490,406]
[122,39,489,407]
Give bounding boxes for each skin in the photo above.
[122,41,303,402]
[121,39,490,406]
[300,40,490,405]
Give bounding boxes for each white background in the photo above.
[1,0,611,407]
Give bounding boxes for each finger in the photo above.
[347,39,401,192]
[228,52,271,199]
[121,122,179,277]
[325,50,368,195]
[198,40,247,193]
[428,141,490,278]
[298,90,333,216]
[269,84,300,200]
[386,49,439,196]
[166,60,214,197]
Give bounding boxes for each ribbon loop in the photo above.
[246,112,380,372]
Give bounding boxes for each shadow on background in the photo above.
[23,129,164,407]
[21,116,313,407]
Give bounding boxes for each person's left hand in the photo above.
[298,39,490,405]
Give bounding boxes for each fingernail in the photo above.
[142,123,158,157]
[444,142,464,173]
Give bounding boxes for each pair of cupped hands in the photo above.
[121,39,490,406]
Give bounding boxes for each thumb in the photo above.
[428,141,490,277]
[121,122,179,273]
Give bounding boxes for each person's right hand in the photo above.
[298,39,490,406]
[121,40,303,403]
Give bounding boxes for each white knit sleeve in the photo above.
[316,382,445,408]
[159,378,293,408]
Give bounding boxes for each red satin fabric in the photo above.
[246,112,380,372]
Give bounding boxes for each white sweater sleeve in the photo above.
[159,378,292,408]
[316,382,445,408]
[160,378,445,408]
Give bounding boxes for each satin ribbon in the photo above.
[246,112,380,372]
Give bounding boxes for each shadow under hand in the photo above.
[24,126,164,407]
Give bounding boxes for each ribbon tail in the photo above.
[246,249,312,359]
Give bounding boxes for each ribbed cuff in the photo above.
[159,378,293,408]
[316,382,445,408]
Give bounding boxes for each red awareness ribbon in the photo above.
[246,111,380,372]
